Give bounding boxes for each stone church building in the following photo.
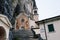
[0,0,41,40]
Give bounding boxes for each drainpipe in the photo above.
[43,22,48,40]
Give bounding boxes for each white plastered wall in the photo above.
[39,20,60,40]
[29,19,38,29]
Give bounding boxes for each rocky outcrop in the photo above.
[12,29,33,40]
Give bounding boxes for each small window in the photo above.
[21,26,24,29]
[21,19,24,22]
[20,26,24,30]
[48,24,55,32]
[34,11,37,13]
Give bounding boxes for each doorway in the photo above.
[0,26,6,40]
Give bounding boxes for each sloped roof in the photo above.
[36,15,60,25]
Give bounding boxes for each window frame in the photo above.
[48,24,55,32]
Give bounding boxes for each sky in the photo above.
[35,0,60,20]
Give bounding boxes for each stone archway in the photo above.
[0,26,6,40]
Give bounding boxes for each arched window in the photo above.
[21,19,25,22]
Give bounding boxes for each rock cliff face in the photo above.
[0,0,37,25]
[0,0,15,25]
[0,0,21,25]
